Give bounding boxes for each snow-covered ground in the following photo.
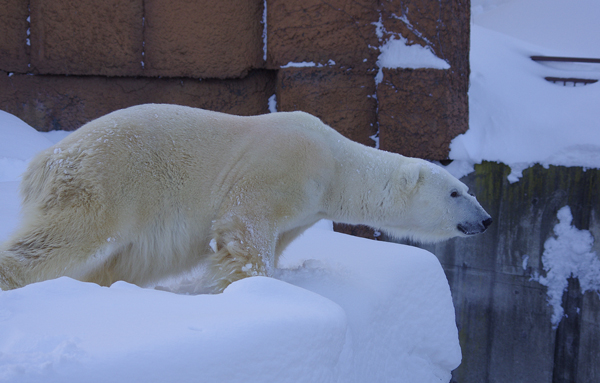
[449,0,600,182]
[0,111,460,382]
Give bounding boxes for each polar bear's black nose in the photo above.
[482,217,493,229]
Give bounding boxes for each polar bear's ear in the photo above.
[400,163,421,191]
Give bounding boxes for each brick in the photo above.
[266,0,380,73]
[277,67,377,146]
[0,70,276,131]
[375,0,470,159]
[377,68,468,160]
[29,0,143,76]
[0,0,29,72]
[144,0,264,78]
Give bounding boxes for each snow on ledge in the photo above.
[449,19,600,182]
[280,60,336,68]
[377,36,450,71]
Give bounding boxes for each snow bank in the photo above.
[0,113,460,382]
[0,276,347,383]
[278,229,462,383]
[449,0,600,181]
[0,111,53,182]
[0,226,461,383]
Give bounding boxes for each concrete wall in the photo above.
[395,163,600,383]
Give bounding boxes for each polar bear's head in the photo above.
[382,160,492,243]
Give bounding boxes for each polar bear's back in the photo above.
[21,104,338,230]
[11,104,341,285]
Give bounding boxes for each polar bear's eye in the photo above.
[450,191,459,198]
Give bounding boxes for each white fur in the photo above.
[0,104,491,292]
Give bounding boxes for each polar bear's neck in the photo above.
[324,141,400,227]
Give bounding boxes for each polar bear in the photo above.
[0,104,492,292]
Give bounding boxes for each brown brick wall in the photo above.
[30,0,144,76]
[144,0,264,78]
[277,68,378,146]
[0,0,469,161]
[266,0,380,73]
[378,68,468,159]
[0,70,275,131]
[0,0,29,73]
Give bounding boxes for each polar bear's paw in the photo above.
[202,233,269,293]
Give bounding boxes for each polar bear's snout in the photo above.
[457,216,493,236]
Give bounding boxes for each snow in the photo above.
[374,14,450,85]
[533,206,600,327]
[268,94,277,113]
[377,36,450,70]
[280,60,335,68]
[0,114,460,381]
[448,0,600,182]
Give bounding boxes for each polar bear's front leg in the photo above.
[204,214,276,293]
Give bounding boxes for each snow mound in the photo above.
[0,111,53,161]
[0,227,461,383]
[449,25,600,181]
[0,111,54,182]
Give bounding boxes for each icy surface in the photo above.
[0,113,460,382]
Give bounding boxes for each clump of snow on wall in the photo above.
[377,36,450,71]
[280,60,335,68]
[268,94,277,113]
[535,206,600,327]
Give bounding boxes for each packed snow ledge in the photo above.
[0,113,461,383]
[448,0,600,182]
